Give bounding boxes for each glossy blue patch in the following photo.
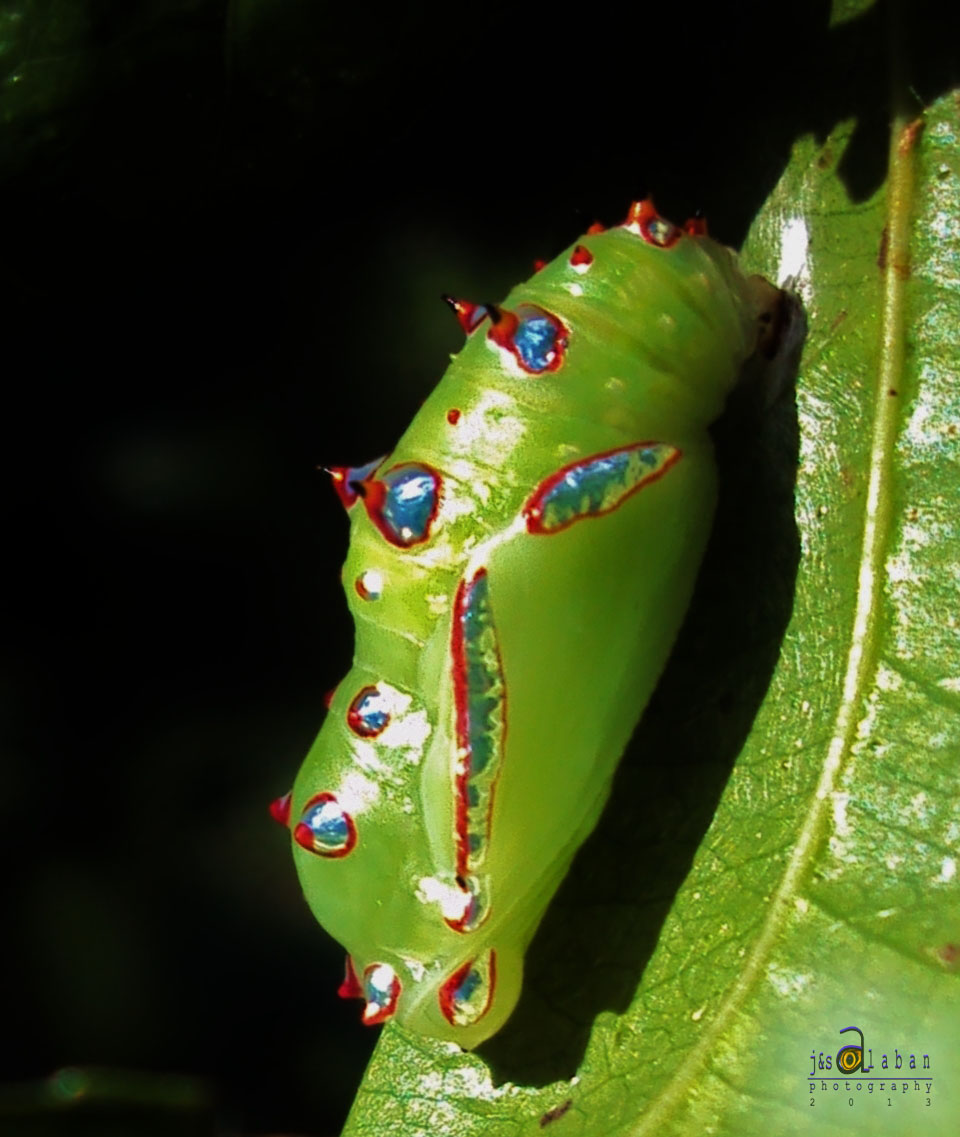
[645,217,678,246]
[463,573,500,774]
[348,686,390,736]
[302,799,350,850]
[380,465,438,544]
[546,452,631,514]
[513,315,559,372]
[453,965,482,1003]
[526,442,680,534]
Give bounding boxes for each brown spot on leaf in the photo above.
[540,1099,573,1127]
[936,943,959,969]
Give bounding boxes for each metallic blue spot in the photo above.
[546,452,630,516]
[380,465,438,544]
[349,687,390,735]
[302,800,350,850]
[513,316,559,372]
[453,966,482,1003]
[646,218,677,246]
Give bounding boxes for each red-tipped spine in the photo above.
[338,956,363,1000]
[441,295,487,335]
[327,466,356,510]
[269,791,292,827]
[624,198,658,231]
[324,456,386,511]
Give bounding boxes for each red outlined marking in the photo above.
[449,569,506,889]
[623,198,683,248]
[362,463,442,548]
[360,964,401,1025]
[524,442,682,535]
[438,951,497,1027]
[487,304,568,375]
[346,685,390,737]
[293,792,357,858]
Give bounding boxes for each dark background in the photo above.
[0,1,953,1134]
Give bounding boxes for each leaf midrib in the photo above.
[624,112,920,1137]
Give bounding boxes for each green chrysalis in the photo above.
[273,200,787,1048]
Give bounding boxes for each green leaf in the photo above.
[342,91,960,1137]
